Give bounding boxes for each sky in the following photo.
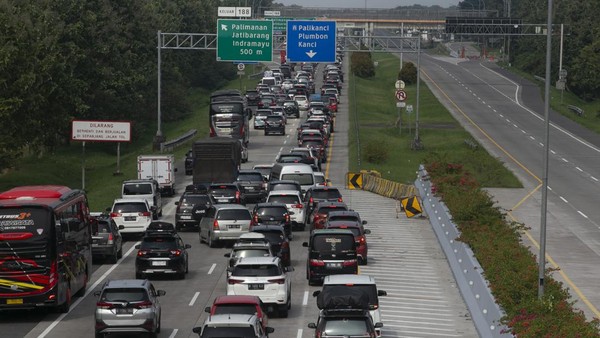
[275,0,460,8]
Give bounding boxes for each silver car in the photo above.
[94,279,165,338]
[199,204,252,247]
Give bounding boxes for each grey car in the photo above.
[199,204,252,247]
[94,279,165,338]
[91,213,123,264]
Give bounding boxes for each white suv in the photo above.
[265,190,306,231]
[226,257,293,317]
[110,198,153,234]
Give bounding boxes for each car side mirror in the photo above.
[285,266,294,272]
[302,242,309,247]
[224,253,231,258]
[135,245,141,249]
[307,323,317,329]
[374,322,384,328]
[312,290,321,297]
[150,206,157,212]
[175,201,179,205]
[105,207,111,212]
[118,225,125,230]
[192,327,201,334]
[378,290,387,296]
[174,168,178,173]
[364,229,371,235]
[362,220,367,225]
[185,244,192,249]
[93,291,101,297]
[156,290,166,297]
[204,306,211,313]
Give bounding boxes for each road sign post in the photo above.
[286,20,336,63]
[217,19,273,62]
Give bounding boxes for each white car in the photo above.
[265,190,306,231]
[110,198,153,234]
[313,172,329,186]
[281,80,294,91]
[294,95,309,111]
[227,257,293,317]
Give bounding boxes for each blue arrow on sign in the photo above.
[286,20,336,63]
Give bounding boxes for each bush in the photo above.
[398,62,417,85]
[364,141,388,164]
[351,52,375,78]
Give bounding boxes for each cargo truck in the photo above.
[192,137,242,186]
[137,155,177,196]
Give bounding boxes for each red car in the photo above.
[327,97,338,113]
[204,295,269,331]
[310,202,348,231]
[325,220,371,265]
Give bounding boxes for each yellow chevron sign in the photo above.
[346,172,363,190]
[401,196,422,218]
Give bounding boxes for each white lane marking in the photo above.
[512,124,518,128]
[529,136,535,140]
[592,176,599,182]
[297,329,303,338]
[499,114,504,118]
[208,263,216,274]
[169,329,179,338]
[521,130,527,134]
[548,186,553,191]
[493,109,497,113]
[576,167,583,172]
[562,158,569,163]
[550,150,556,154]
[506,119,511,123]
[37,242,141,338]
[539,142,544,147]
[189,292,200,306]
[303,291,309,306]
[578,211,589,219]
[560,196,568,203]
[482,101,486,104]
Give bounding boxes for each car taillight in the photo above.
[316,330,322,338]
[139,211,151,217]
[262,183,268,189]
[337,197,343,202]
[107,233,114,245]
[96,302,115,309]
[342,259,357,267]
[252,214,259,225]
[358,236,366,244]
[285,214,290,223]
[176,205,181,213]
[235,191,241,203]
[137,250,148,257]
[228,278,244,285]
[210,126,216,137]
[294,204,303,209]
[170,249,182,256]
[133,301,153,309]
[240,125,244,136]
[309,259,325,267]
[268,278,285,284]
[213,220,220,229]
[110,212,121,218]
[309,197,314,207]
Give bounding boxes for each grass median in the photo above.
[348,52,522,188]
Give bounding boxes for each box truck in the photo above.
[137,155,177,196]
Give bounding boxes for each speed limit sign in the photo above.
[395,90,407,102]
[237,63,245,71]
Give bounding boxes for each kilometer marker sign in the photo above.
[217,19,273,62]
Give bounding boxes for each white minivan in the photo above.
[121,179,162,219]
[266,190,306,230]
[270,163,314,194]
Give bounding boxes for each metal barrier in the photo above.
[160,129,197,152]
[361,172,417,200]
[533,75,545,82]
[567,105,584,117]
[415,164,512,338]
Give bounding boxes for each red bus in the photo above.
[0,185,92,312]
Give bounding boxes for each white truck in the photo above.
[137,155,177,196]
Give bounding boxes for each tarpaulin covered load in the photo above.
[316,287,369,310]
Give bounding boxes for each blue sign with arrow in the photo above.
[286,20,336,63]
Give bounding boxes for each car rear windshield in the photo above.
[281,173,314,185]
[266,116,283,121]
[101,288,148,302]
[312,235,355,252]
[256,110,271,116]
[213,304,258,316]
[312,189,341,199]
[237,173,264,181]
[303,141,323,148]
[201,326,255,338]
[271,183,300,191]
[253,230,285,243]
[328,226,361,236]
[210,187,236,195]
[317,206,347,215]
[233,249,271,259]
[233,264,281,277]
[217,209,251,220]
[323,318,368,336]
[268,195,300,204]
[140,236,177,250]
[93,220,114,235]
[180,195,211,206]
[314,176,326,185]
[329,215,358,222]
[256,207,288,217]
[322,285,379,308]
[123,183,152,195]
[113,202,148,213]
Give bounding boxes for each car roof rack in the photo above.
[145,221,177,235]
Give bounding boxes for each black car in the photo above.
[250,224,291,267]
[308,308,381,338]
[245,89,260,105]
[208,183,245,205]
[185,150,194,175]
[282,100,300,118]
[236,170,268,203]
[175,191,212,231]
[303,229,358,285]
[135,222,191,279]
[251,203,293,240]
[91,214,123,264]
[304,186,344,217]
[264,115,286,135]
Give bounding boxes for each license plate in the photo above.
[228,224,240,229]
[116,308,134,314]
[196,210,206,214]
[248,284,264,290]
[124,216,136,221]
[218,199,229,203]
[245,187,255,191]
[7,298,23,305]
[152,261,167,266]
[327,263,342,268]
[180,215,191,220]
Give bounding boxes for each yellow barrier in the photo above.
[361,171,418,200]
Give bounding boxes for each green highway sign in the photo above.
[217,19,273,62]
[266,17,315,32]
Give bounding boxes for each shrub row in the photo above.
[425,159,600,337]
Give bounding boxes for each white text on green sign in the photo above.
[217,19,273,62]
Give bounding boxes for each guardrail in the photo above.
[362,172,418,200]
[567,105,584,117]
[533,75,545,82]
[160,129,197,152]
[415,164,512,338]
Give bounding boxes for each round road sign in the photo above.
[395,89,407,102]
[237,63,245,71]
[395,80,406,90]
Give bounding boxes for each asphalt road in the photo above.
[403,43,600,320]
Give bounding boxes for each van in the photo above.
[261,77,276,86]
[269,163,314,193]
[121,179,162,219]
[302,229,358,285]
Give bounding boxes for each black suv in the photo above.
[236,170,268,203]
[308,308,380,338]
[251,225,291,267]
[175,191,212,231]
[304,186,343,217]
[251,203,293,240]
[303,229,358,285]
[245,89,260,105]
[208,183,245,205]
[185,150,194,175]
[264,115,286,135]
[282,100,300,118]
[91,214,123,264]
[135,222,191,279]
